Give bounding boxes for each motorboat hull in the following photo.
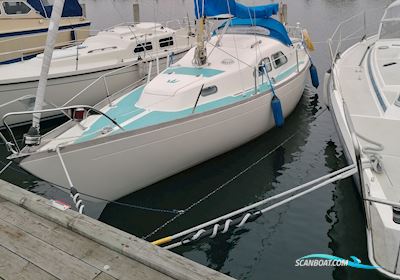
[0,19,90,64]
[0,50,187,127]
[326,53,400,279]
[18,65,308,201]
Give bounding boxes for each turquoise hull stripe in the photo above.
[77,86,146,143]
[165,67,224,77]
[75,62,303,143]
[122,95,246,132]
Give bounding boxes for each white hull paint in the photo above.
[327,60,400,279]
[0,52,184,127]
[19,68,307,201]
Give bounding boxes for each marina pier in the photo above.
[0,180,233,280]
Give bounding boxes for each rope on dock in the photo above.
[153,165,357,249]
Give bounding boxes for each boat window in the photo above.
[272,51,288,69]
[258,58,272,75]
[159,37,174,48]
[380,21,400,39]
[3,1,31,15]
[201,86,218,97]
[134,42,153,53]
[41,0,54,5]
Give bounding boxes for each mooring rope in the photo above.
[155,166,357,249]
[0,161,12,175]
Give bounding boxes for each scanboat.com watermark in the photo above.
[295,254,380,269]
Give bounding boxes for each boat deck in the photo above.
[334,36,400,201]
[0,180,234,280]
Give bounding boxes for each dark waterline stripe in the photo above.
[0,22,90,38]
[367,48,387,112]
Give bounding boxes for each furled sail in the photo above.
[194,0,279,19]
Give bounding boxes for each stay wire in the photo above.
[0,160,183,215]
[143,107,329,240]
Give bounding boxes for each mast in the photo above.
[279,0,288,25]
[25,0,65,145]
[193,16,207,66]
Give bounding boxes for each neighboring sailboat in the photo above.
[0,0,90,64]
[0,21,195,127]
[4,0,316,201]
[325,1,400,278]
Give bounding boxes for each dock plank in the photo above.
[81,244,174,280]
[93,272,117,280]
[0,181,235,280]
[0,202,101,260]
[0,218,100,280]
[0,202,173,280]
[0,245,57,280]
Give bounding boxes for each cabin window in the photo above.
[258,58,272,75]
[134,42,153,53]
[159,37,174,48]
[272,51,288,69]
[41,0,54,5]
[201,86,218,97]
[380,21,400,39]
[3,1,31,15]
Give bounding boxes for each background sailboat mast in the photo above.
[31,0,66,130]
[193,0,207,66]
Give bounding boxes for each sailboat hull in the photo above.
[18,66,308,201]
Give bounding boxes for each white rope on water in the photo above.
[0,162,12,175]
[161,165,357,250]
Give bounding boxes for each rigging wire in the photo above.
[226,0,246,93]
[143,107,329,240]
[0,159,184,215]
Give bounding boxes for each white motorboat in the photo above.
[0,0,90,64]
[0,21,194,126]
[4,1,316,202]
[325,1,400,278]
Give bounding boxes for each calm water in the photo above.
[0,0,395,279]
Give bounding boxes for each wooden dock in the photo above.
[0,180,234,280]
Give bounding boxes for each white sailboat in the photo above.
[4,0,316,202]
[324,1,400,278]
[0,20,194,127]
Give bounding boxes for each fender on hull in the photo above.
[20,64,308,201]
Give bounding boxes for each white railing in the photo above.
[328,6,387,66]
[105,18,194,32]
[328,11,367,64]
[286,24,304,42]
[62,59,147,107]
[0,17,193,65]
[0,28,90,63]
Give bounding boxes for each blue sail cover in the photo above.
[195,1,289,45]
[27,0,83,18]
[194,0,279,19]
[229,18,292,46]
